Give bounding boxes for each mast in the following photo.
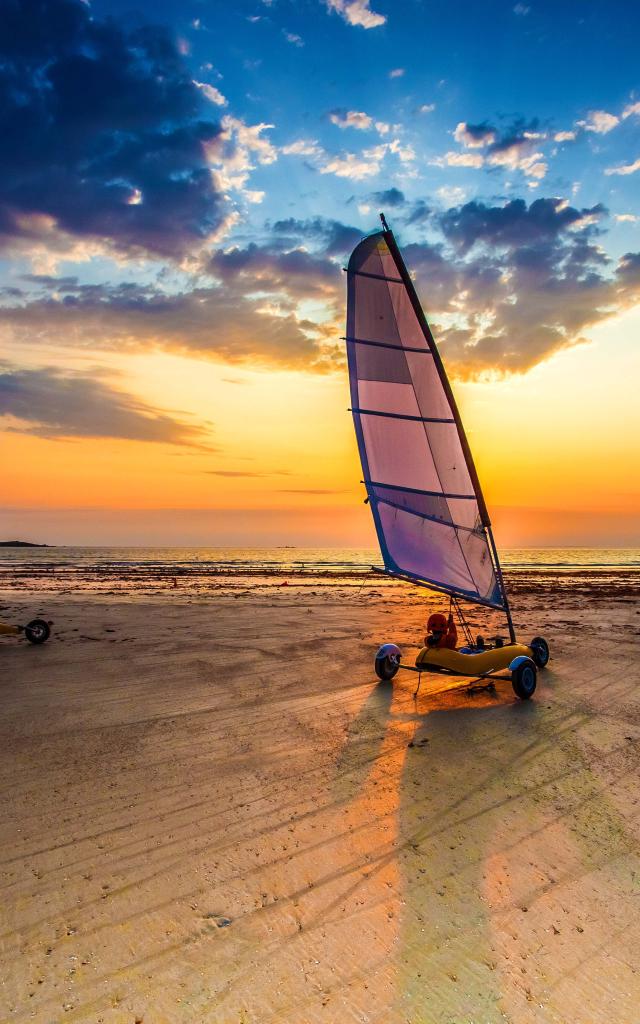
[378,212,516,642]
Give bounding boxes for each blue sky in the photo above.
[82,0,640,255]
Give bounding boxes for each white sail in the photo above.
[346,227,505,609]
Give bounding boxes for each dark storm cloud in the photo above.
[0,363,210,444]
[0,0,225,257]
[438,198,607,252]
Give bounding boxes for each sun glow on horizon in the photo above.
[3,306,639,547]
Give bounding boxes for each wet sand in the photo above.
[1,582,639,1023]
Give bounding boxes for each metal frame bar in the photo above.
[350,407,455,424]
[370,565,506,611]
[345,268,404,284]
[371,495,479,536]
[363,479,476,500]
[392,654,513,681]
[342,336,433,356]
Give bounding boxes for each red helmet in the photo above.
[427,612,448,632]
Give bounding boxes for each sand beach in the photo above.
[1,558,639,1023]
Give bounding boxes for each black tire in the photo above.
[24,619,50,645]
[511,658,537,700]
[374,654,400,681]
[530,636,550,669]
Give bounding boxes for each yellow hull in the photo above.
[415,643,533,675]
[0,621,21,637]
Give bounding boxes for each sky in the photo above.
[1,0,639,547]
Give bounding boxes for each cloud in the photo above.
[208,243,340,300]
[320,145,387,180]
[329,109,373,130]
[194,81,228,107]
[281,139,325,159]
[434,151,485,168]
[438,197,607,252]
[484,122,548,178]
[283,31,304,46]
[554,130,577,142]
[488,146,547,179]
[325,0,386,29]
[395,197,640,380]
[389,138,416,163]
[389,68,405,78]
[433,239,640,379]
[403,200,432,225]
[439,119,550,180]
[454,122,496,148]
[0,272,341,373]
[220,116,277,166]
[4,194,639,387]
[283,132,410,179]
[0,364,209,445]
[206,115,277,203]
[622,101,640,119]
[279,488,346,494]
[604,157,640,176]
[436,186,467,206]
[272,217,362,256]
[206,469,291,477]
[367,188,406,207]
[0,0,232,259]
[257,197,635,381]
[615,214,638,223]
[578,110,620,134]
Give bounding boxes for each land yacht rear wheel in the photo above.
[530,636,550,669]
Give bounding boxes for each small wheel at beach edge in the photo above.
[530,636,550,669]
[24,619,51,645]
[511,658,537,700]
[374,643,401,682]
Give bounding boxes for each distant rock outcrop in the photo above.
[0,540,49,547]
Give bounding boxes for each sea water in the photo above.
[0,546,638,596]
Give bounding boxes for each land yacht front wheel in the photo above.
[511,658,537,700]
